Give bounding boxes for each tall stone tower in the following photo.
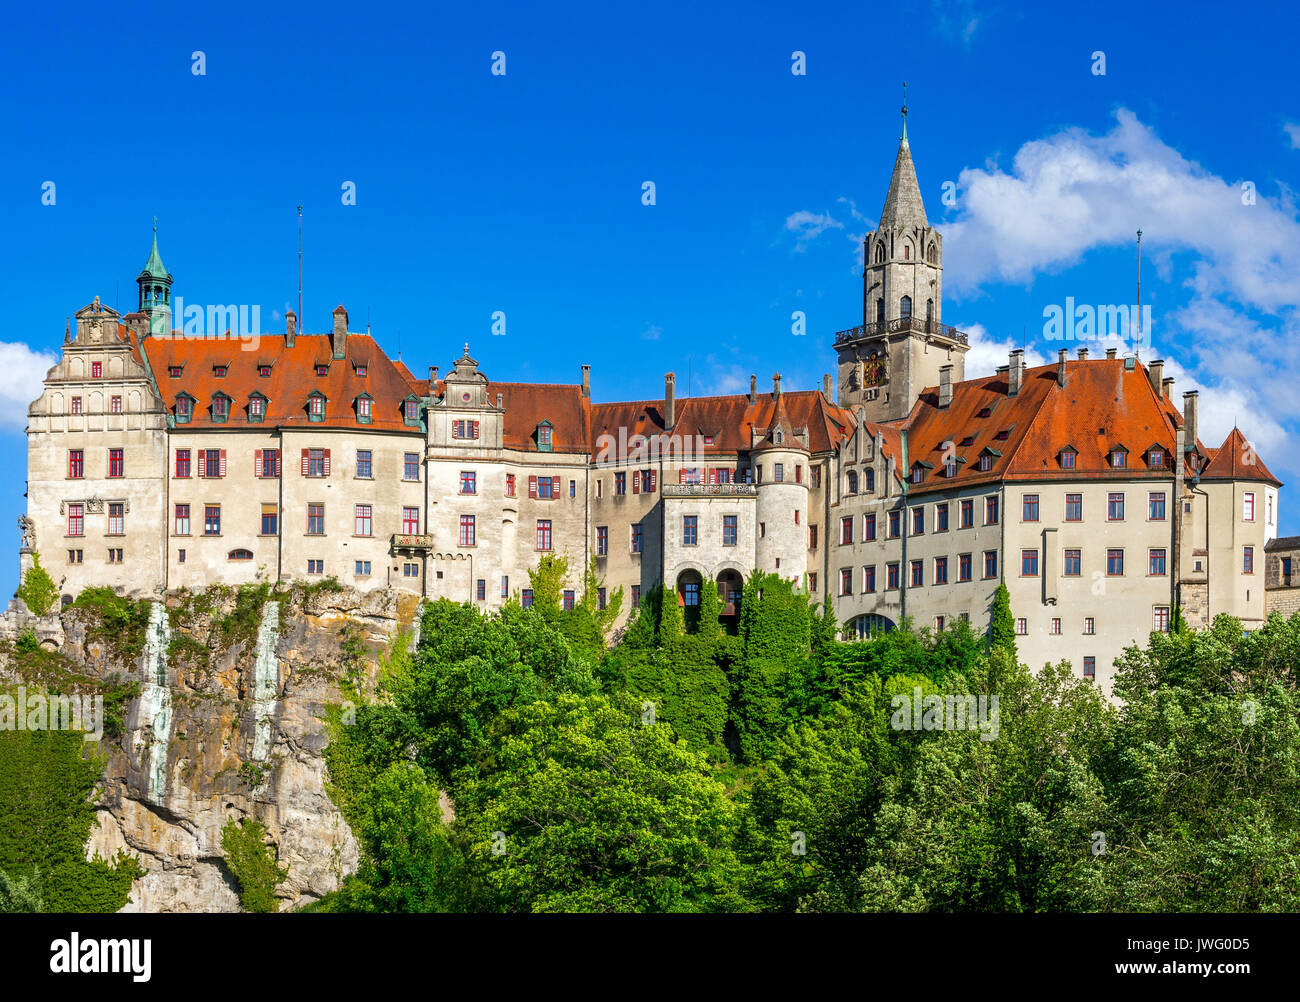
[137,222,173,337]
[835,103,969,422]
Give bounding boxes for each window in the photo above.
[636,470,656,493]
[631,522,643,553]
[680,468,702,486]
[501,576,510,599]
[865,469,875,492]
[205,505,221,536]
[505,473,516,497]
[1243,546,1254,574]
[1107,548,1124,575]
[1148,492,1166,521]
[864,513,876,542]
[357,561,372,577]
[614,471,626,495]
[886,562,900,590]
[1064,549,1081,576]
[404,400,419,424]
[212,395,231,422]
[260,449,280,479]
[1154,606,1170,633]
[1110,448,1127,468]
[1149,548,1167,576]
[1065,493,1082,521]
[984,496,999,525]
[1243,492,1255,522]
[169,366,183,378]
[357,396,372,421]
[539,424,554,449]
[1022,494,1039,522]
[958,553,972,582]
[723,515,737,546]
[535,476,556,500]
[845,469,857,493]
[67,504,83,536]
[308,394,325,419]
[862,565,876,593]
[71,396,82,415]
[944,458,957,478]
[631,585,641,607]
[596,526,608,556]
[774,463,784,483]
[459,515,476,546]
[936,503,949,532]
[983,551,998,579]
[840,568,853,596]
[1083,657,1095,679]
[683,515,698,545]
[261,505,278,536]
[1084,617,1095,635]
[476,579,486,601]
[910,560,923,587]
[356,450,372,478]
[178,549,185,563]
[404,453,420,481]
[1021,549,1039,576]
[107,503,124,535]
[680,583,698,608]
[840,516,853,545]
[1051,618,1061,635]
[960,499,974,528]
[111,395,122,414]
[306,449,327,477]
[911,467,924,485]
[107,548,123,564]
[934,556,948,584]
[307,503,325,535]
[1148,449,1164,468]
[402,562,419,578]
[1107,493,1125,521]
[308,559,324,575]
[911,507,924,536]
[175,449,191,478]
[355,505,373,537]
[175,504,191,535]
[203,449,224,478]
[809,524,818,550]
[888,511,901,538]
[68,549,82,564]
[536,519,552,551]
[569,480,576,498]
[1016,618,1027,636]
[598,587,607,611]
[452,419,479,439]
[108,448,124,478]
[174,396,190,421]
[259,365,272,377]
[68,449,83,479]
[1060,449,1076,469]
[403,507,420,534]
[978,454,992,472]
[811,466,821,488]
[316,365,329,377]
[459,470,476,495]
[91,361,102,378]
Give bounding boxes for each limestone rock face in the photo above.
[0,585,420,912]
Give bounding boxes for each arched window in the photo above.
[228,548,254,561]
[876,298,885,324]
[865,469,876,492]
[847,470,858,494]
[900,296,912,319]
[927,243,938,264]
[926,299,934,323]
[875,243,886,264]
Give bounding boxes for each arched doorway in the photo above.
[845,614,895,640]
[716,569,743,620]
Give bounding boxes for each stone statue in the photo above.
[18,513,35,551]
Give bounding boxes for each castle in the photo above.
[24,115,1283,691]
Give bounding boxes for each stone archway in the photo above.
[716,569,744,618]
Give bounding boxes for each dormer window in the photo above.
[1148,448,1164,468]
[1110,447,1128,469]
[944,459,957,478]
[977,407,992,419]
[1060,448,1077,469]
[357,394,373,423]
[308,391,325,421]
[212,393,230,422]
[316,364,329,377]
[537,421,554,451]
[248,394,266,422]
[213,365,228,377]
[775,429,784,444]
[258,365,271,377]
[995,429,1010,441]
[912,467,924,484]
[979,454,992,472]
[175,394,193,423]
[169,366,183,378]
[355,364,368,377]
[960,435,974,447]
[403,398,420,425]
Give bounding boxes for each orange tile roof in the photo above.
[1201,427,1281,485]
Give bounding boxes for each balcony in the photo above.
[834,317,969,346]
[390,533,434,552]
[662,484,758,498]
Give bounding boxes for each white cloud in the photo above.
[957,323,1049,378]
[0,342,56,433]
[1285,122,1300,150]
[784,210,844,251]
[641,323,662,341]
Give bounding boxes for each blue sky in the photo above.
[1,0,1297,593]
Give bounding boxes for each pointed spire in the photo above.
[879,87,928,229]
[141,218,169,279]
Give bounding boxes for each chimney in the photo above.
[581,364,590,398]
[773,372,782,398]
[938,365,953,408]
[1147,359,1164,396]
[749,375,757,405]
[1077,347,1089,361]
[1008,349,1024,397]
[664,372,676,430]
[1162,376,1174,401]
[1057,349,1068,388]
[428,366,435,383]
[1106,347,1117,359]
[1182,390,1198,453]
[496,392,503,409]
[822,373,832,401]
[285,309,296,347]
[331,304,348,359]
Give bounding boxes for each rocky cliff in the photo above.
[0,582,421,912]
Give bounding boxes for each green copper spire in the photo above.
[137,219,174,335]
[141,217,169,278]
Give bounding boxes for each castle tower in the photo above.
[835,101,969,421]
[136,221,173,337]
[753,377,810,586]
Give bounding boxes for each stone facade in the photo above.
[1266,536,1300,618]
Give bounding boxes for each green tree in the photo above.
[16,552,58,618]
[220,817,288,913]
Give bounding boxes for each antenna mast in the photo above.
[297,205,303,331]
[1135,228,1142,361]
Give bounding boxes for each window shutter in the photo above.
[632,471,640,494]
[275,451,282,477]
[219,450,227,477]
[528,476,538,499]
[197,449,206,478]
[649,470,657,492]
[323,449,331,477]
[709,468,718,485]
[679,469,686,485]
[552,476,560,499]
[301,449,310,477]
[255,450,262,477]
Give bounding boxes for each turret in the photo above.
[136,221,173,337]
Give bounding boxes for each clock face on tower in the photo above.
[863,351,885,388]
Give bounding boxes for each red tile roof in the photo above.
[1201,427,1281,485]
